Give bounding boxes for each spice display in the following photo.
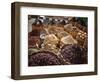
[28,15,88,66]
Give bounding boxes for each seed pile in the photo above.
[28,51,63,66]
[60,44,87,64]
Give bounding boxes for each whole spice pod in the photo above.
[60,44,87,64]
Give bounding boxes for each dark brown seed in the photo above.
[28,51,64,66]
[61,44,87,64]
